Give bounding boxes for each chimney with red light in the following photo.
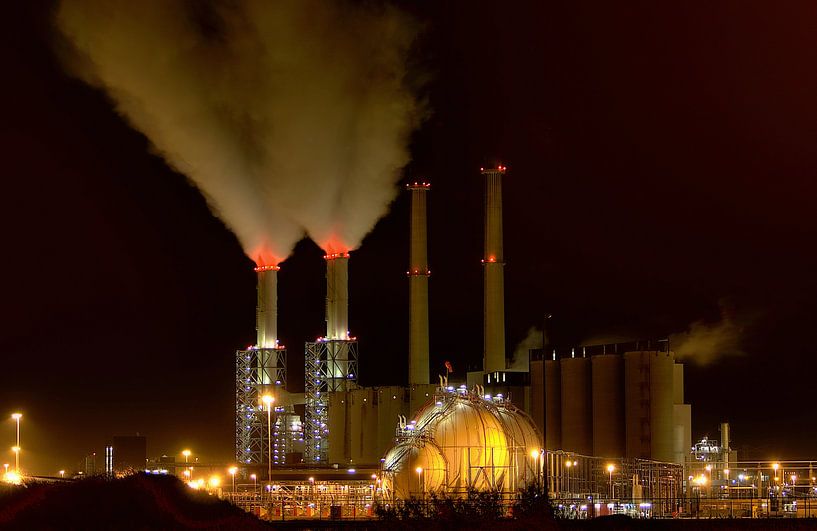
[255,264,280,349]
[482,165,507,373]
[407,181,431,385]
[325,252,350,340]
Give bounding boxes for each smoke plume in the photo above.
[509,326,545,371]
[670,307,745,366]
[55,0,423,264]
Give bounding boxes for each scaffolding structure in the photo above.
[304,339,359,463]
[236,347,287,466]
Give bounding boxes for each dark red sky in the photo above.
[3,1,817,474]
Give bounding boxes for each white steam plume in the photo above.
[56,0,423,263]
[670,307,746,366]
[509,326,545,371]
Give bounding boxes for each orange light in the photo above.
[324,252,350,260]
[254,264,280,272]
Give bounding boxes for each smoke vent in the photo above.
[325,252,350,340]
[255,264,280,349]
[481,165,507,373]
[407,182,431,385]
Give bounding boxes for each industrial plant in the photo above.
[224,164,760,520]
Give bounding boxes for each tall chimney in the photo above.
[325,252,350,340]
[255,264,279,386]
[407,181,431,385]
[482,165,507,373]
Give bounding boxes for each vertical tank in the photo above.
[560,357,591,455]
[591,354,624,457]
[650,352,675,463]
[624,351,674,462]
[544,359,561,450]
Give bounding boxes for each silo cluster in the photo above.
[529,347,691,464]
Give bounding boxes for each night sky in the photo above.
[4,1,817,475]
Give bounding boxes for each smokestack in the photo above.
[325,252,350,340]
[255,265,280,349]
[482,165,507,373]
[407,181,431,385]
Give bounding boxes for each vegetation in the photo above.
[0,473,268,530]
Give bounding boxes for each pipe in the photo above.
[407,181,431,385]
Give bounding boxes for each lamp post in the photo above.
[11,414,21,472]
[566,459,572,495]
[530,450,540,488]
[262,395,274,486]
[607,464,615,499]
[229,466,238,495]
[11,447,20,474]
[251,473,257,496]
[59,470,65,478]
[416,467,423,499]
[183,450,192,480]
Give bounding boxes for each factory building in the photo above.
[230,161,696,509]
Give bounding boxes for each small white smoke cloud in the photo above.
[670,307,745,366]
[509,326,545,371]
[56,0,424,264]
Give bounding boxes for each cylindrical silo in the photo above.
[624,351,650,459]
[544,359,561,450]
[592,354,624,458]
[650,352,675,463]
[560,357,591,455]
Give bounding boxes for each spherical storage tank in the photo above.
[382,388,542,499]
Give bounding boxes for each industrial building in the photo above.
[230,162,696,512]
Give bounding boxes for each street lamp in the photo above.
[183,450,192,479]
[530,450,540,487]
[11,414,21,472]
[607,464,615,499]
[251,473,257,495]
[566,459,572,495]
[262,394,275,485]
[11,447,20,474]
[229,466,238,493]
[416,467,423,499]
[59,470,65,478]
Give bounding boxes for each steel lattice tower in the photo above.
[235,347,287,466]
[303,339,358,463]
